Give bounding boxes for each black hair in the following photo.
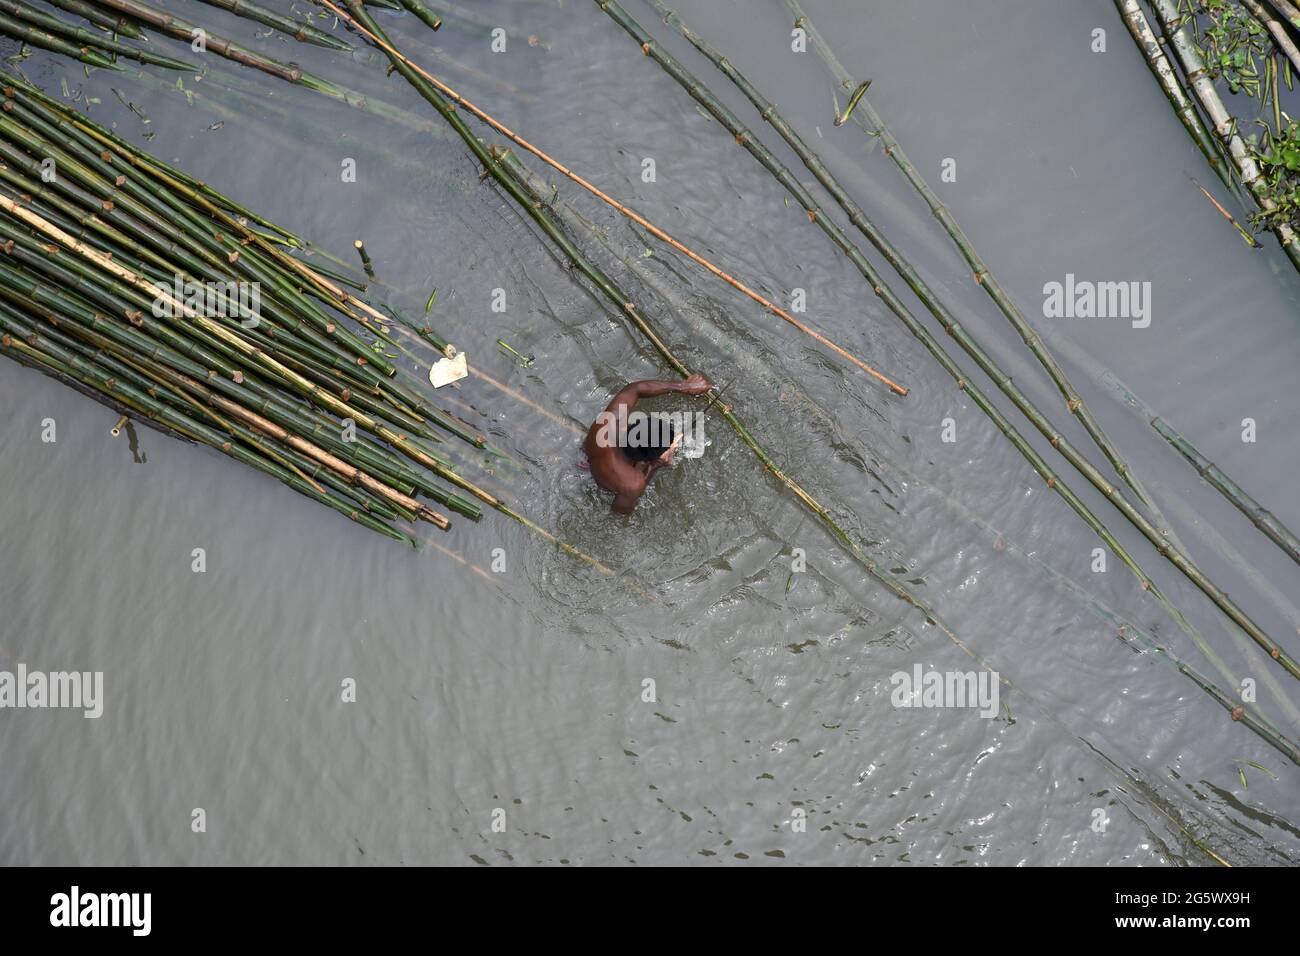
[621,419,677,463]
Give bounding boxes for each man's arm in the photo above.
[602,374,712,417]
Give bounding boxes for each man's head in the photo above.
[622,420,677,465]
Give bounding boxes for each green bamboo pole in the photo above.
[1,0,196,70]
[1147,415,1300,567]
[1112,0,1235,189]
[399,0,441,33]
[45,0,144,37]
[598,0,1299,684]
[194,0,355,52]
[1149,0,1300,270]
[0,10,122,69]
[86,0,351,95]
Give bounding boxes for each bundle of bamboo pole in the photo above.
[0,69,613,571]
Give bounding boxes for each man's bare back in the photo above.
[582,375,711,514]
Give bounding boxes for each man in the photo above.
[583,374,712,514]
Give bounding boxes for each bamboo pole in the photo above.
[1113,0,1235,188]
[399,0,441,33]
[45,0,143,37]
[194,0,354,52]
[597,0,1299,683]
[1147,414,1300,567]
[86,0,350,94]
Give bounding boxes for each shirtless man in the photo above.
[582,374,712,514]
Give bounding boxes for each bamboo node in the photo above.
[100,151,112,163]
[101,200,114,211]
[807,210,816,223]
[1271,648,1281,660]
[642,42,651,55]
[1231,706,1244,721]
[1,335,9,347]
[340,388,351,401]
[0,240,10,255]
[957,379,966,390]
[1046,477,1055,488]
[0,101,11,113]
